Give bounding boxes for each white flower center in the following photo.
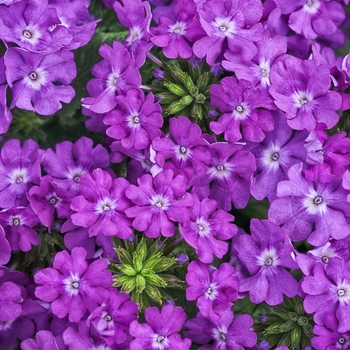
[67,166,86,183]
[106,72,120,90]
[292,91,313,108]
[257,247,280,269]
[196,217,211,238]
[303,189,327,215]
[23,67,47,90]
[126,26,143,45]
[212,326,228,346]
[303,0,321,14]
[169,22,186,35]
[259,59,271,87]
[208,162,232,180]
[8,167,29,185]
[174,145,192,161]
[213,17,236,37]
[205,282,219,301]
[47,193,59,206]
[127,112,141,129]
[233,102,250,120]
[150,194,170,211]
[152,334,170,350]
[262,144,281,171]
[11,216,21,227]
[21,24,41,44]
[63,273,81,297]
[95,197,117,214]
[336,281,350,304]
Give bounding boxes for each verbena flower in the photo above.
[0,56,12,134]
[184,309,257,350]
[269,56,342,131]
[21,330,60,350]
[34,247,112,323]
[129,304,192,350]
[70,168,133,239]
[186,261,239,320]
[268,162,350,246]
[81,41,141,114]
[179,194,237,263]
[125,169,193,238]
[5,48,76,116]
[235,219,298,306]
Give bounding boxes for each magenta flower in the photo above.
[0,56,12,134]
[0,139,44,208]
[192,142,256,210]
[21,330,60,350]
[248,111,307,202]
[0,0,72,52]
[42,137,110,196]
[186,261,238,320]
[210,77,274,142]
[235,219,298,306]
[184,309,257,350]
[269,56,342,131]
[104,88,163,150]
[125,169,193,238]
[0,206,39,252]
[34,247,112,323]
[302,259,350,333]
[70,168,133,239]
[150,0,205,59]
[82,41,141,114]
[5,48,76,116]
[268,162,350,246]
[179,194,237,263]
[129,304,191,350]
[87,290,138,346]
[193,0,263,64]
[304,123,350,183]
[152,116,210,181]
[27,176,72,231]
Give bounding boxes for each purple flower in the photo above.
[193,0,263,65]
[209,77,274,142]
[0,139,44,208]
[150,0,205,59]
[235,219,298,306]
[312,313,350,350]
[184,309,257,350]
[104,88,163,150]
[179,194,237,263]
[0,225,11,265]
[125,169,193,238]
[192,142,256,210]
[269,56,342,131]
[0,206,39,252]
[34,247,112,323]
[129,304,191,350]
[82,41,141,114]
[0,0,72,52]
[296,238,350,276]
[87,290,138,346]
[42,137,110,196]
[21,330,60,350]
[70,168,133,239]
[222,30,287,88]
[152,116,210,181]
[304,123,350,183]
[186,261,239,320]
[0,280,22,322]
[248,111,307,202]
[268,162,350,246]
[302,259,350,333]
[274,0,345,40]
[27,176,72,231]
[5,48,76,116]
[114,0,153,68]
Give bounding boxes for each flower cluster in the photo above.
[1,0,350,349]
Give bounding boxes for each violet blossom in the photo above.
[5,48,76,116]
[179,194,237,263]
[34,247,112,323]
[129,304,191,350]
[235,219,299,306]
[186,261,239,320]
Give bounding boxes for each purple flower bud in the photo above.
[176,253,189,264]
[153,68,165,80]
[260,340,270,350]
